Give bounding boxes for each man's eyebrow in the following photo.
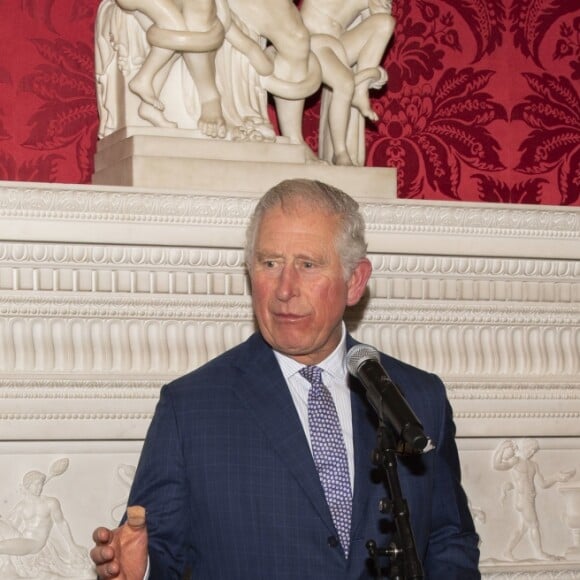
[255,250,284,259]
[295,252,327,264]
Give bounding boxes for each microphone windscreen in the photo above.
[346,343,380,376]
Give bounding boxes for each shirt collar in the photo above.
[273,322,347,381]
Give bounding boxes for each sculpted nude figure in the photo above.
[300,0,395,164]
[116,0,228,137]
[112,0,323,145]
[224,0,322,154]
[494,439,576,561]
[0,470,90,576]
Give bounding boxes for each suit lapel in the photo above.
[231,334,336,534]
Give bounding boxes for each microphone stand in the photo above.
[366,421,424,580]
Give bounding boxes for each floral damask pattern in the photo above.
[353,0,510,200]
[0,0,578,204]
[554,16,580,81]
[367,67,507,199]
[512,73,580,204]
[472,174,547,204]
[441,0,506,59]
[19,37,98,181]
[21,0,95,31]
[0,66,10,141]
[346,0,579,203]
[510,0,578,66]
[0,1,97,182]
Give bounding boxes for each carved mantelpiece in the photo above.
[0,180,579,578]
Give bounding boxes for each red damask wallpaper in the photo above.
[0,0,578,204]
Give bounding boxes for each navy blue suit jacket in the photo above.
[128,332,480,579]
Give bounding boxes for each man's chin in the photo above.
[264,336,312,358]
[272,342,309,357]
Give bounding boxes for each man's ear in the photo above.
[346,258,372,306]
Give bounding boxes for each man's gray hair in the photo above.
[245,179,367,278]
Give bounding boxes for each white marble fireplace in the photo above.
[0,178,579,579]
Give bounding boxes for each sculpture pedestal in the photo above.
[92,128,397,200]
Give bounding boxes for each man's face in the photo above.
[249,199,371,365]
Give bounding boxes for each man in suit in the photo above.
[91,178,480,579]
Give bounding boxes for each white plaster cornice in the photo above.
[1,181,578,258]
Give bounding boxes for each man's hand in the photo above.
[91,505,149,580]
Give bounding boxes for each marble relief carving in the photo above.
[0,459,93,579]
[559,483,580,560]
[492,439,577,563]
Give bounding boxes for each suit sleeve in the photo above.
[127,384,192,579]
[424,376,481,579]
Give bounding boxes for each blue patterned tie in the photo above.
[300,365,352,557]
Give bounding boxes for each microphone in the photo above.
[346,344,429,452]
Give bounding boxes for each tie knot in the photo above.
[299,365,324,386]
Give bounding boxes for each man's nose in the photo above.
[275,265,299,300]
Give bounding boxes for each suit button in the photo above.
[327,535,339,548]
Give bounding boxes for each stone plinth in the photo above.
[92,128,397,200]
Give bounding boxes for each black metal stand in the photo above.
[366,423,424,580]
